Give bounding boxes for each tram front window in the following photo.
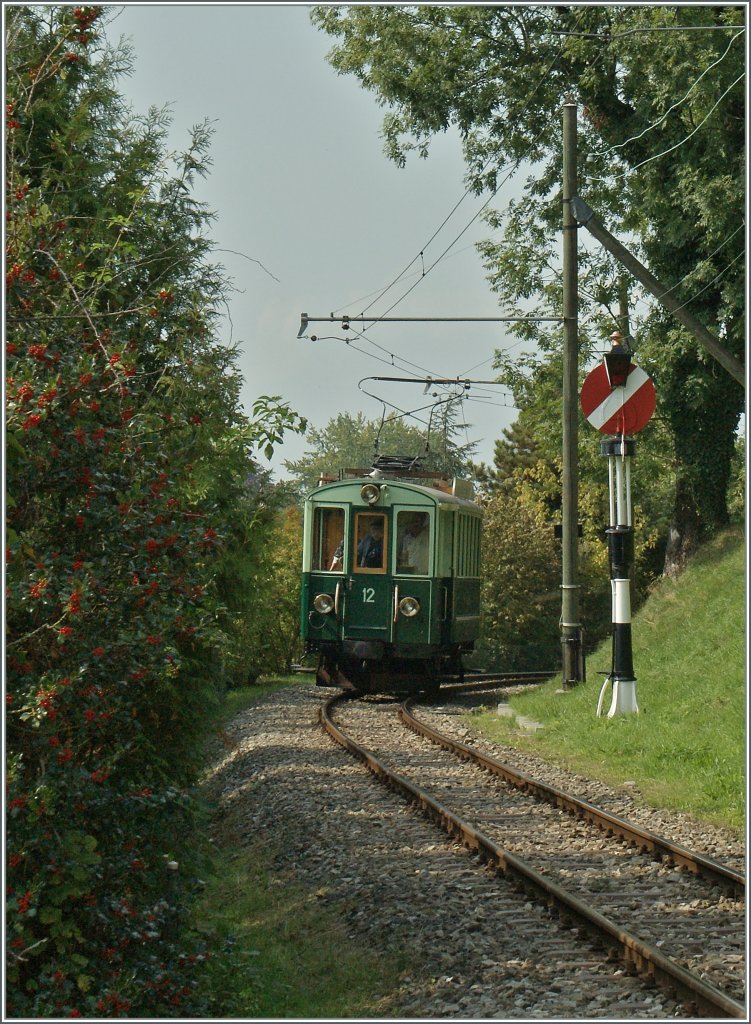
[354,513,387,572]
[396,511,430,575]
[312,507,345,572]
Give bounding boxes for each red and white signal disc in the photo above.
[580,363,656,435]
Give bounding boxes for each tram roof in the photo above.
[305,473,480,511]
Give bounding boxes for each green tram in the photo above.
[300,460,482,694]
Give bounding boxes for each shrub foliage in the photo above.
[5,6,303,1015]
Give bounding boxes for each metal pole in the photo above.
[561,98,583,687]
[617,275,631,346]
[599,436,638,716]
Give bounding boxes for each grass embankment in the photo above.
[470,527,746,833]
[191,676,407,1018]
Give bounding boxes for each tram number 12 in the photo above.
[362,587,375,604]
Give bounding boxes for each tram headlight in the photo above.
[398,595,421,618]
[360,483,381,505]
[313,592,335,614]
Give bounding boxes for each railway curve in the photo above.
[321,688,746,1019]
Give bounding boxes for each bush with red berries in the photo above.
[5,7,304,1016]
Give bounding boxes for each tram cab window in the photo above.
[354,513,387,573]
[396,511,430,575]
[312,507,345,572]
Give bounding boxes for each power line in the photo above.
[353,378,517,451]
[348,326,432,376]
[587,73,745,182]
[307,327,518,424]
[660,251,745,315]
[588,31,744,161]
[333,9,586,328]
[354,190,479,319]
[309,325,511,403]
[308,11,591,406]
[358,126,561,330]
[301,314,558,399]
[549,25,746,40]
[332,239,484,314]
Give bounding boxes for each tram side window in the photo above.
[354,513,387,573]
[312,507,345,572]
[396,511,430,575]
[455,514,481,577]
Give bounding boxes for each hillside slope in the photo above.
[472,527,746,831]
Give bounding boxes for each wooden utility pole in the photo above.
[561,98,584,687]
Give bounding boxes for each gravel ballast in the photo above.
[204,683,744,1019]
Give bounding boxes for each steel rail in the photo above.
[401,697,745,896]
[444,671,553,692]
[320,693,746,1020]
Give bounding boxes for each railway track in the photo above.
[320,687,746,1019]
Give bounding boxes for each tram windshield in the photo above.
[353,513,387,573]
[312,506,345,572]
[396,511,430,575]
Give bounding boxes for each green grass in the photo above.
[469,527,746,833]
[191,840,407,1018]
[192,676,410,1018]
[218,674,304,725]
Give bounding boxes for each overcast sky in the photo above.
[106,3,533,478]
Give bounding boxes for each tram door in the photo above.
[308,505,346,642]
[345,509,391,641]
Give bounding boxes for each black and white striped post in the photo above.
[599,434,638,717]
[580,332,656,718]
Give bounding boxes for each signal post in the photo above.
[580,333,656,717]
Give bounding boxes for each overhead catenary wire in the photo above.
[302,11,591,424]
[357,379,462,432]
[587,72,745,182]
[356,117,565,332]
[588,30,744,161]
[344,326,522,404]
[342,328,525,408]
[318,6,743,400]
[305,9,745,446]
[357,375,497,464]
[601,222,746,325]
[332,236,501,315]
[354,191,480,319]
[549,24,746,40]
[332,8,587,328]
[340,325,438,379]
[343,345,519,438]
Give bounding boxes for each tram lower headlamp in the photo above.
[313,592,335,614]
[360,483,381,505]
[398,595,421,618]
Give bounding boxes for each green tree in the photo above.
[5,7,303,1016]
[476,488,564,671]
[474,419,542,495]
[283,408,477,498]
[311,4,745,571]
[239,503,305,679]
[216,477,304,685]
[475,402,672,668]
